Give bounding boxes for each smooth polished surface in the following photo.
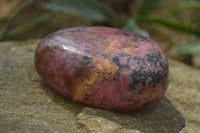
[35,27,168,111]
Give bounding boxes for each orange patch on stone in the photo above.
[73,72,100,102]
[73,57,118,102]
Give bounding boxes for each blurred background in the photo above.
[0,0,200,67]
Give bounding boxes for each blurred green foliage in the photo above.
[169,1,200,14]
[0,0,36,40]
[0,0,200,55]
[43,0,117,22]
[139,0,166,16]
[176,44,200,55]
[122,18,149,37]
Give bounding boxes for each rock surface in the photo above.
[0,40,200,133]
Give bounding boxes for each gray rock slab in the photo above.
[0,40,199,133]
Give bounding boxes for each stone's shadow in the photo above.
[41,82,85,115]
[83,96,186,133]
[41,81,185,133]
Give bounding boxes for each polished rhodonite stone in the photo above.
[35,27,168,111]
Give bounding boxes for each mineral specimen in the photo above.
[35,27,168,111]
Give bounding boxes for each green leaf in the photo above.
[164,43,175,51]
[5,13,55,39]
[139,0,166,16]
[43,0,117,22]
[0,0,37,40]
[191,13,200,25]
[135,16,200,36]
[176,44,200,55]
[122,19,149,37]
[170,2,200,14]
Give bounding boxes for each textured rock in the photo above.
[0,40,200,133]
[35,27,168,111]
[77,112,122,133]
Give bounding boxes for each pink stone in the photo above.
[35,27,168,111]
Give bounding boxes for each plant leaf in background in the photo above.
[139,0,166,16]
[122,18,149,37]
[0,0,37,40]
[176,44,200,55]
[5,13,55,39]
[163,43,175,51]
[135,16,200,36]
[43,0,117,22]
[191,13,200,25]
[170,1,200,14]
